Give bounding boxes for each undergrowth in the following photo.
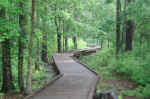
[82,47,150,98]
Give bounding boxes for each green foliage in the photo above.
[82,48,115,81]
[110,48,150,98]
[0,0,149,98]
[82,46,150,98]
[118,94,123,99]
[68,38,89,50]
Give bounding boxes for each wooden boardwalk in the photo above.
[26,47,100,99]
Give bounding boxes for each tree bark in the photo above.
[54,4,62,53]
[35,39,40,69]
[62,19,65,52]
[101,40,103,48]
[35,11,40,70]
[41,6,48,63]
[1,39,15,93]
[122,0,128,44]
[42,32,48,62]
[125,20,134,51]
[116,0,121,54]
[108,39,110,48]
[55,16,62,53]
[73,36,77,49]
[65,36,68,51]
[18,1,27,92]
[26,0,35,94]
[57,31,62,53]
[0,8,14,93]
[124,0,135,51]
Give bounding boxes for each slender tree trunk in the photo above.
[108,39,110,48]
[73,36,77,49]
[65,36,68,51]
[0,8,14,93]
[57,31,62,53]
[18,38,25,92]
[1,39,14,93]
[55,16,62,53]
[97,39,99,45]
[18,1,27,92]
[35,0,41,70]
[54,5,62,53]
[125,20,134,51]
[101,40,103,48]
[122,0,128,44]
[35,39,40,70]
[62,31,64,52]
[41,6,48,63]
[125,0,134,51]
[116,0,121,54]
[62,19,65,52]
[26,0,35,94]
[42,32,48,62]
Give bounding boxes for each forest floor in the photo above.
[1,63,56,99]
[81,54,141,99]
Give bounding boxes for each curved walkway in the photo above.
[27,47,100,99]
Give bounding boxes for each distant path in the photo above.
[25,47,101,99]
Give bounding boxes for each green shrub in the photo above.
[82,47,150,98]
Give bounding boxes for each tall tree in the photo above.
[35,9,41,70]
[65,36,68,51]
[55,16,62,53]
[18,1,27,92]
[1,39,15,93]
[122,0,128,44]
[26,0,35,94]
[116,0,121,54]
[0,8,15,93]
[124,0,134,51]
[125,20,134,51]
[72,36,77,49]
[41,6,48,63]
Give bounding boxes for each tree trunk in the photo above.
[73,36,77,49]
[41,6,48,63]
[0,8,14,93]
[35,39,40,70]
[62,19,65,52]
[42,32,48,62]
[116,0,121,54]
[122,0,128,44]
[101,40,103,48]
[35,28,40,70]
[1,39,15,93]
[55,16,62,53]
[124,0,134,51]
[125,20,134,51]
[18,1,27,92]
[35,0,41,70]
[54,5,62,53]
[62,33,64,52]
[26,0,35,94]
[108,39,110,48]
[57,31,62,53]
[65,36,68,51]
